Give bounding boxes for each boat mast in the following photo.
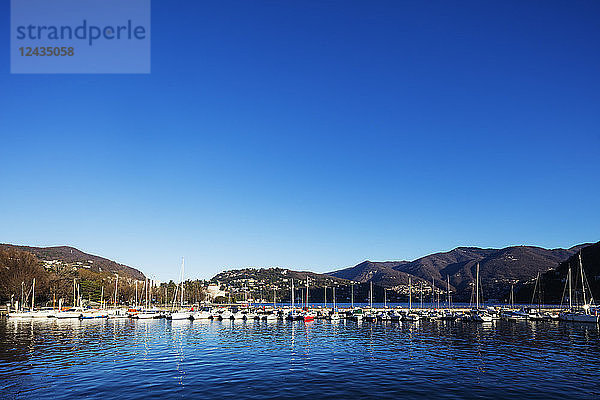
[510,284,514,308]
[291,278,294,309]
[114,274,118,307]
[73,278,76,307]
[324,286,327,309]
[408,276,412,310]
[170,285,178,312]
[384,288,387,308]
[531,272,540,311]
[568,266,572,310]
[537,273,541,312]
[579,253,587,308]
[180,257,185,308]
[431,277,435,309]
[476,262,480,310]
[369,281,373,309]
[305,276,309,308]
[333,286,336,309]
[273,288,276,308]
[101,286,104,310]
[32,278,35,311]
[351,283,354,309]
[420,281,423,309]
[447,276,450,309]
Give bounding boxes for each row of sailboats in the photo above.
[8,253,597,324]
[8,278,106,319]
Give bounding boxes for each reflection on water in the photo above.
[1,318,599,399]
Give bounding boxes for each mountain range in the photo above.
[3,241,596,303]
[328,244,590,300]
[0,244,145,280]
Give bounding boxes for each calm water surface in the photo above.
[1,316,599,399]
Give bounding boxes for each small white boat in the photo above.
[135,309,162,319]
[404,312,420,322]
[7,311,35,318]
[7,309,56,318]
[55,307,84,319]
[211,310,224,320]
[243,311,257,321]
[168,311,192,320]
[328,312,341,321]
[107,308,130,319]
[427,311,442,320]
[262,313,278,321]
[192,308,212,320]
[377,312,391,321]
[501,309,527,321]
[472,312,493,323]
[363,312,377,322]
[559,311,599,323]
[231,311,244,320]
[81,309,109,319]
[440,310,457,321]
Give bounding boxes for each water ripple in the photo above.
[1,318,599,399]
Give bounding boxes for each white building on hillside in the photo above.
[206,284,226,301]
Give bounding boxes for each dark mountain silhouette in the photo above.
[328,261,428,287]
[329,244,589,300]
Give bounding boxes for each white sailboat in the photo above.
[8,279,55,318]
[471,263,492,322]
[54,279,84,319]
[286,278,301,320]
[328,286,341,320]
[403,276,419,321]
[364,282,377,322]
[168,258,192,320]
[559,253,599,323]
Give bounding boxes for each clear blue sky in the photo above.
[1,1,599,282]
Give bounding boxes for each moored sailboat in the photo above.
[559,253,599,323]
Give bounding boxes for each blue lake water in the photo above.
[1,316,599,399]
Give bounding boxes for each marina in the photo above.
[2,1,600,399]
[5,262,598,324]
[1,309,599,400]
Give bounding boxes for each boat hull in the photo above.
[559,313,599,323]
